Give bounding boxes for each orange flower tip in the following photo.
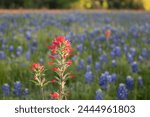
[50,92,59,99]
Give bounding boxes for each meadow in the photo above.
[0,11,150,100]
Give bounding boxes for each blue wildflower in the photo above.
[2,83,10,96]
[95,61,101,71]
[112,59,117,67]
[107,75,112,83]
[77,59,84,71]
[77,44,83,53]
[0,51,5,60]
[26,50,31,60]
[16,46,23,56]
[99,53,108,63]
[87,55,92,64]
[130,47,136,57]
[111,73,117,82]
[131,61,138,73]
[126,53,134,63]
[14,81,22,97]
[95,89,103,100]
[23,88,29,97]
[99,74,108,90]
[8,45,14,52]
[115,46,121,57]
[86,65,91,72]
[84,71,94,84]
[25,31,32,40]
[117,83,128,100]
[138,77,143,87]
[142,48,148,59]
[126,76,134,90]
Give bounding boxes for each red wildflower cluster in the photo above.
[48,36,73,57]
[50,92,59,99]
[32,63,44,72]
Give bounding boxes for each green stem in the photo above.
[41,87,44,100]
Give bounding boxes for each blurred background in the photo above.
[0,0,149,11]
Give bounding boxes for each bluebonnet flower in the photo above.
[98,35,105,41]
[98,47,102,54]
[130,47,136,57]
[111,73,117,82]
[77,44,83,53]
[87,55,92,64]
[131,61,138,73]
[31,39,37,53]
[95,89,103,100]
[84,71,94,84]
[1,44,6,50]
[95,61,101,71]
[138,77,143,87]
[107,75,112,83]
[141,48,148,59]
[115,46,121,57]
[126,53,134,63]
[2,83,10,96]
[112,59,117,67]
[26,50,31,60]
[14,81,22,97]
[90,41,95,49]
[99,74,108,90]
[25,31,32,40]
[99,53,108,63]
[86,65,91,72]
[23,88,29,97]
[123,45,128,53]
[0,51,5,60]
[77,59,84,71]
[16,46,23,56]
[78,34,86,42]
[117,83,128,100]
[8,45,14,52]
[126,76,134,90]
[138,55,143,62]
[110,51,115,58]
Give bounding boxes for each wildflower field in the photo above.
[0,11,150,100]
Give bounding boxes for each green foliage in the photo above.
[0,0,144,9]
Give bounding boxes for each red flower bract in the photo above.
[50,92,59,99]
[66,60,72,66]
[52,67,58,71]
[32,63,44,71]
[50,79,56,84]
[48,36,73,57]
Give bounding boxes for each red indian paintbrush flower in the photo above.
[48,36,74,100]
[32,63,44,71]
[105,29,112,40]
[48,36,73,58]
[50,92,59,99]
